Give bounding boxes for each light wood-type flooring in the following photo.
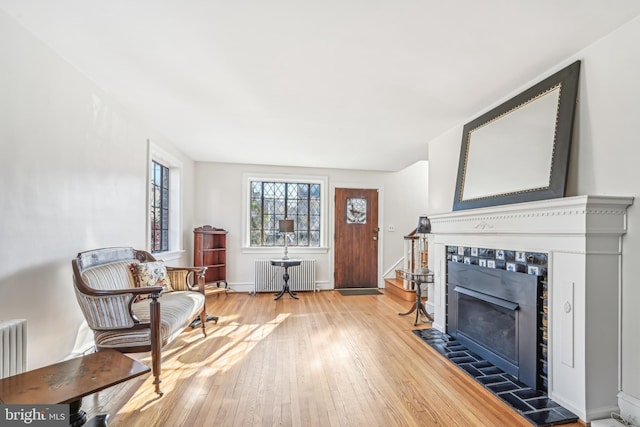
[81,290,583,427]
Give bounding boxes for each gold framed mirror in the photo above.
[453,61,581,211]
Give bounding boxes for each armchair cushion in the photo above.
[82,260,138,291]
[131,261,173,292]
[166,269,190,291]
[93,290,204,348]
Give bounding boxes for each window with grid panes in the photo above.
[150,160,169,253]
[249,181,321,247]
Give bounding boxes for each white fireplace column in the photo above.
[427,195,633,423]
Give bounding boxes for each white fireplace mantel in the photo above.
[427,195,633,422]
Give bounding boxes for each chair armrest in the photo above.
[71,252,166,331]
[80,285,163,298]
[73,285,164,330]
[166,266,207,293]
[166,266,206,274]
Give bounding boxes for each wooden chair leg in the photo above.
[197,269,208,336]
[149,294,163,396]
[200,311,207,337]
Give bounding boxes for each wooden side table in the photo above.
[271,258,301,300]
[398,269,434,326]
[0,349,150,426]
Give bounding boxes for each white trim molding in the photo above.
[428,195,634,423]
[618,391,640,426]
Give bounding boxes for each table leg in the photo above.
[84,414,110,427]
[416,300,433,325]
[69,399,87,427]
[399,303,418,316]
[274,285,298,300]
[399,282,433,325]
[274,267,299,300]
[190,314,219,328]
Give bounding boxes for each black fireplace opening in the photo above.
[458,292,517,364]
[447,261,542,390]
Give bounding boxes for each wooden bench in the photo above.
[72,247,209,396]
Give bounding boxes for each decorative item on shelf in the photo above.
[279,219,294,260]
[416,216,431,234]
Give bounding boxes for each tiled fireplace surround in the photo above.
[427,195,633,423]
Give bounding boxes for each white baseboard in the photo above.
[228,283,254,293]
[591,419,626,427]
[618,391,640,426]
[232,281,332,294]
[587,405,623,423]
[425,301,434,313]
[547,393,585,422]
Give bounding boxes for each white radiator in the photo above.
[0,319,27,379]
[254,259,317,293]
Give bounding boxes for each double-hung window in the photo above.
[247,176,326,249]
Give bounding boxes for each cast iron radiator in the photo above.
[0,319,27,379]
[254,259,317,293]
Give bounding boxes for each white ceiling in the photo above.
[3,1,640,171]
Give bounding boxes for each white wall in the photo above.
[0,6,428,370]
[0,10,195,369]
[381,160,430,273]
[427,16,640,422]
[193,161,428,290]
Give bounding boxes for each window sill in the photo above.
[152,249,185,262]
[241,247,329,255]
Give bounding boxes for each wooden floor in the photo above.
[82,290,582,427]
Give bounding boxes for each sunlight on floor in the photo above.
[116,313,291,415]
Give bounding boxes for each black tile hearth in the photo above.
[413,328,578,427]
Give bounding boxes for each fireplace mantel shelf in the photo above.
[426,194,634,423]
[429,195,633,237]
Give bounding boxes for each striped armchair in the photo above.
[72,247,208,396]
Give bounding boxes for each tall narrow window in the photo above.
[249,181,321,247]
[150,160,170,253]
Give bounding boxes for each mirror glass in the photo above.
[462,87,560,200]
[453,61,581,211]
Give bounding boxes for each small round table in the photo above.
[271,258,302,300]
[398,269,434,326]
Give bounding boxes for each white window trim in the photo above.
[147,140,184,261]
[241,172,329,254]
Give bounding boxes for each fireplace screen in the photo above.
[458,293,516,363]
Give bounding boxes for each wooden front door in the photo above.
[334,188,379,288]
